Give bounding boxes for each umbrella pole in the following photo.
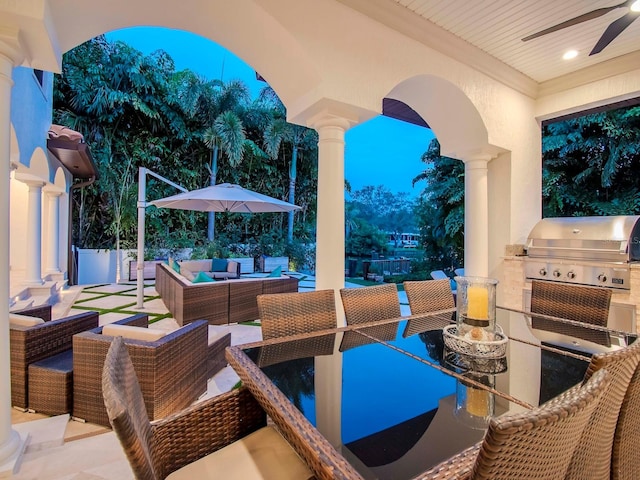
[136,167,146,309]
[136,167,188,309]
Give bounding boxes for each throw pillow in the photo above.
[267,265,282,277]
[180,267,195,282]
[171,260,181,274]
[211,258,228,272]
[193,271,215,283]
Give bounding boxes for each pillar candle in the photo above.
[467,285,489,319]
[466,386,490,417]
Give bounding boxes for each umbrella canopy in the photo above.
[150,183,301,213]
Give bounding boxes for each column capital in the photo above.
[307,112,355,132]
[15,172,46,188]
[447,144,505,165]
[44,188,63,197]
[0,26,26,66]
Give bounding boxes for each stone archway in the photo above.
[55,2,322,113]
[386,75,490,158]
[385,75,509,277]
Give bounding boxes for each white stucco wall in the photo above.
[10,67,53,176]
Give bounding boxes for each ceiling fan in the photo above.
[522,0,640,55]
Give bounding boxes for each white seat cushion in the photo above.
[166,426,313,480]
[9,313,45,327]
[101,324,167,341]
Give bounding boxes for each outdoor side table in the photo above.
[28,349,74,416]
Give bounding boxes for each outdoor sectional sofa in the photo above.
[156,262,299,326]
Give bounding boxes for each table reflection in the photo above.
[237,307,606,479]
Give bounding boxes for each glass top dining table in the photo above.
[225,306,637,480]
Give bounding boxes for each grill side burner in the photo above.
[525,216,640,291]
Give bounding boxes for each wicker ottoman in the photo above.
[207,331,231,378]
[28,349,74,415]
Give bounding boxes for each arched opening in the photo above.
[386,75,489,159]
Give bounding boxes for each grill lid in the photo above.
[526,215,640,263]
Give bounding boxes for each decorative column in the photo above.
[45,190,62,274]
[462,154,494,277]
[308,114,353,320]
[0,43,27,472]
[24,180,45,285]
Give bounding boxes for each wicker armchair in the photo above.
[612,358,640,480]
[257,289,337,340]
[417,368,611,480]
[102,336,313,480]
[9,307,99,410]
[404,279,455,315]
[340,283,401,326]
[73,316,209,427]
[564,334,640,480]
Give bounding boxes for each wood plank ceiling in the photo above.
[367,0,640,84]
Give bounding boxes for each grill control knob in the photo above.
[539,268,547,276]
[567,271,576,279]
[598,273,607,283]
[553,270,561,278]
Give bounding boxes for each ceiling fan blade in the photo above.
[590,11,639,55]
[522,1,629,41]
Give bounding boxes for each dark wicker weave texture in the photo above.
[340,283,401,325]
[103,337,268,479]
[404,279,455,315]
[417,368,611,480]
[258,289,337,340]
[11,304,53,322]
[10,309,99,409]
[612,359,640,480]
[565,335,640,480]
[73,316,208,427]
[530,280,611,325]
[257,334,336,368]
[28,349,73,415]
[339,323,399,351]
[207,332,231,378]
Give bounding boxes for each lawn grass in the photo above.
[346,277,404,291]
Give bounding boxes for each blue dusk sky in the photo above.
[105,27,433,197]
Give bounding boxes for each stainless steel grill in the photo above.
[525,215,640,291]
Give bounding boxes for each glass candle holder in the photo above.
[454,374,496,430]
[455,276,498,342]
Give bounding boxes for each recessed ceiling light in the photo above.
[563,50,578,60]
[631,1,640,12]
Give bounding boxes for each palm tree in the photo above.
[203,110,247,240]
[260,87,317,242]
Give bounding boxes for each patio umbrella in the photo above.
[150,183,301,213]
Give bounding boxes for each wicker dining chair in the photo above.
[612,358,640,480]
[102,336,313,480]
[564,336,640,480]
[404,279,455,315]
[257,289,337,340]
[530,279,612,325]
[417,368,611,480]
[340,283,401,326]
